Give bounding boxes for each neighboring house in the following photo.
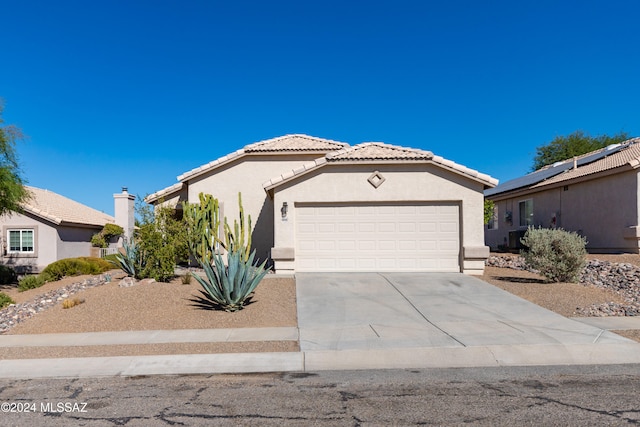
[0,186,135,273]
[485,137,640,253]
[147,134,497,275]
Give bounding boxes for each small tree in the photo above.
[532,130,629,171]
[483,200,495,225]
[0,102,31,216]
[520,227,587,283]
[132,200,189,281]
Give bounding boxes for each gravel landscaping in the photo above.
[486,254,640,317]
[0,253,638,359]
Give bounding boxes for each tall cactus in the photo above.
[224,192,252,261]
[183,193,224,264]
[184,192,253,264]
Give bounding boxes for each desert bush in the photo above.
[133,201,188,282]
[62,297,85,309]
[18,274,46,292]
[520,227,587,283]
[40,257,111,282]
[0,265,17,285]
[0,292,14,308]
[90,233,107,248]
[91,223,124,248]
[78,257,113,271]
[181,271,192,285]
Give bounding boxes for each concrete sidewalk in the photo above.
[1,272,640,379]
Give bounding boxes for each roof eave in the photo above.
[263,158,498,192]
[145,183,185,204]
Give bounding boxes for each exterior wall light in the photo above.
[281,202,288,219]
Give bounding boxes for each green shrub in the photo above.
[132,201,188,282]
[40,257,112,282]
[78,257,113,272]
[0,265,17,285]
[18,275,46,292]
[0,292,14,308]
[90,233,107,248]
[102,223,124,238]
[520,227,587,283]
[91,223,124,247]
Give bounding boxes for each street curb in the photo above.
[3,341,640,379]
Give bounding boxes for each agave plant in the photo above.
[110,240,139,278]
[193,249,270,312]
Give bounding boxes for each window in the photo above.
[487,205,498,230]
[519,200,533,227]
[8,229,34,253]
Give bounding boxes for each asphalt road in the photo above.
[1,365,640,426]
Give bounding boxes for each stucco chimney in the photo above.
[114,187,135,244]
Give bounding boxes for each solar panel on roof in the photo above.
[485,142,629,197]
[484,161,572,196]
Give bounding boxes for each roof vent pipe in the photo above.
[573,157,577,169]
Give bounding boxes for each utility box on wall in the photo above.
[508,229,527,249]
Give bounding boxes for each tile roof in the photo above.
[245,134,349,152]
[144,182,184,204]
[326,142,434,161]
[177,134,348,182]
[264,142,498,190]
[531,138,640,188]
[21,186,114,227]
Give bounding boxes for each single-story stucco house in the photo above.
[0,187,135,273]
[147,134,497,275]
[485,137,640,253]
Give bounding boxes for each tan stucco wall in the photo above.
[485,170,640,253]
[185,154,328,263]
[271,163,488,274]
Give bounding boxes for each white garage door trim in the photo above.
[295,202,461,272]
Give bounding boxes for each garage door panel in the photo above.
[296,203,460,272]
[378,240,396,251]
[398,222,416,233]
[358,240,376,250]
[358,223,375,233]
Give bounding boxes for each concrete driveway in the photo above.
[296,273,640,369]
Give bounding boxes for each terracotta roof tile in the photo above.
[21,186,114,227]
[264,142,498,190]
[326,142,434,161]
[177,134,348,182]
[144,183,184,204]
[245,134,349,152]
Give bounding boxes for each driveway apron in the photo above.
[295,272,632,352]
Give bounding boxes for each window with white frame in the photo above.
[519,199,533,227]
[7,229,34,253]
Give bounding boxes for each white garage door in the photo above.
[295,203,460,272]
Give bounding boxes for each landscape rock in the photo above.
[0,273,114,334]
[118,277,137,288]
[487,255,640,317]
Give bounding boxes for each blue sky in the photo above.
[1,0,639,215]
